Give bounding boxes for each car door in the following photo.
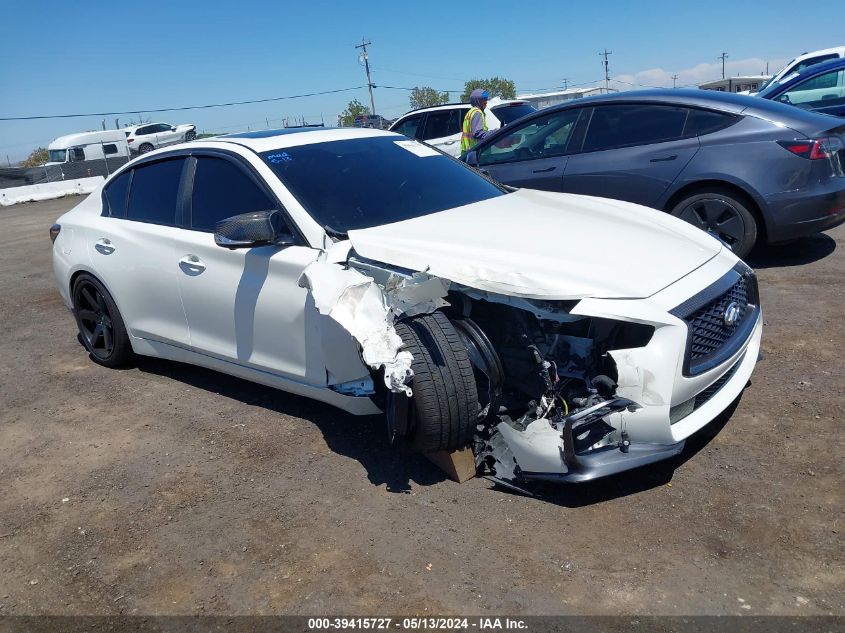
[94,158,190,346]
[152,124,177,147]
[170,153,324,384]
[419,108,466,156]
[475,107,582,190]
[561,104,701,207]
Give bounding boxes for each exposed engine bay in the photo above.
[441,292,652,489]
[301,252,664,491]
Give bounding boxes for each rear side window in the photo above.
[683,108,738,136]
[103,170,131,217]
[190,157,275,231]
[583,104,688,152]
[421,110,462,140]
[126,158,185,226]
[102,143,118,155]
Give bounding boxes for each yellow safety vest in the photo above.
[461,107,487,153]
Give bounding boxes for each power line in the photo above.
[0,86,367,121]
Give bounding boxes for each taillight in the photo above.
[778,137,843,159]
[127,138,134,143]
[49,224,61,243]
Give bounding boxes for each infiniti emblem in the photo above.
[723,302,742,327]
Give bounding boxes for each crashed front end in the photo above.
[300,241,762,489]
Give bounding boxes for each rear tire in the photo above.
[393,312,479,453]
[71,274,133,368]
[670,188,758,259]
[138,143,154,154]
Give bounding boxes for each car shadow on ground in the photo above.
[746,233,836,269]
[524,394,743,508]
[134,357,447,493]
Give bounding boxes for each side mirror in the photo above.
[464,150,479,166]
[214,210,295,249]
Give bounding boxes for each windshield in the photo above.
[260,136,505,232]
[47,149,67,163]
[492,103,537,125]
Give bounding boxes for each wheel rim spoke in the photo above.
[102,325,113,352]
[80,287,97,310]
[78,309,98,324]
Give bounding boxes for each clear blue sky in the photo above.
[1,0,843,162]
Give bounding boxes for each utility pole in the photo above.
[671,74,679,88]
[355,37,376,116]
[599,49,612,92]
[719,52,729,79]
[561,78,569,91]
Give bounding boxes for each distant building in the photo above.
[699,76,771,93]
[516,87,612,109]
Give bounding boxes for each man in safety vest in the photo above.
[461,88,496,155]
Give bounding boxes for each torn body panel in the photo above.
[299,240,761,487]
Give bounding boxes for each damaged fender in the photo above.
[298,254,450,396]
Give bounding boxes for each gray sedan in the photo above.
[462,89,845,258]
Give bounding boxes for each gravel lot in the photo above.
[0,196,842,616]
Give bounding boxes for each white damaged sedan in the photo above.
[51,128,762,488]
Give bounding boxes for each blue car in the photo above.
[757,58,845,118]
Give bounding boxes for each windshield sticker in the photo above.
[266,151,293,164]
[394,140,439,158]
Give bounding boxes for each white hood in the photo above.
[348,189,723,300]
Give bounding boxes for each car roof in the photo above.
[552,88,838,121]
[393,99,529,118]
[212,126,399,152]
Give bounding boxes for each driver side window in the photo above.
[780,69,845,108]
[477,109,581,166]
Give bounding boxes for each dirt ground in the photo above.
[0,196,842,616]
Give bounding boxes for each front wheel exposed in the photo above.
[670,188,758,259]
[392,311,480,453]
[71,274,133,368]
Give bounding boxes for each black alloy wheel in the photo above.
[71,274,132,367]
[671,189,758,259]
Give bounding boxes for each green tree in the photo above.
[21,147,48,167]
[460,77,517,102]
[409,86,450,110]
[339,99,370,127]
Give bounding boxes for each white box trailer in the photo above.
[46,130,131,165]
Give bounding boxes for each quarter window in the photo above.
[582,104,688,152]
[190,157,275,231]
[126,158,185,226]
[683,108,738,136]
[102,170,131,218]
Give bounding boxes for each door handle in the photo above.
[94,238,115,255]
[178,255,206,275]
[649,155,678,162]
[442,140,456,145]
[532,166,556,173]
